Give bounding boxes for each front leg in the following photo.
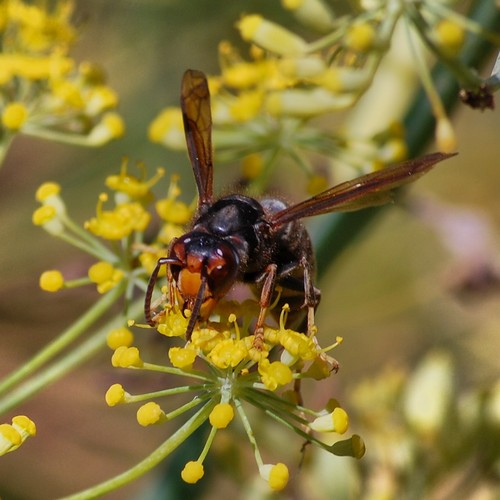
[252,263,278,350]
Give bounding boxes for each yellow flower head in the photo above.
[85,193,151,240]
[181,461,205,484]
[105,160,165,201]
[88,261,124,293]
[137,402,166,426]
[39,270,65,292]
[209,403,234,429]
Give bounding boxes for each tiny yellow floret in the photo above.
[242,153,264,180]
[345,23,376,52]
[209,403,234,429]
[105,384,127,406]
[148,107,185,149]
[106,327,134,349]
[310,407,349,433]
[137,402,166,426]
[435,20,465,55]
[237,14,308,56]
[111,346,143,368]
[181,461,205,484]
[260,463,289,491]
[0,424,21,455]
[2,102,28,130]
[39,270,65,292]
[436,117,457,153]
[168,347,197,369]
[89,261,114,282]
[88,112,125,145]
[32,205,57,226]
[11,416,36,439]
[35,182,61,202]
[259,359,293,390]
[207,338,248,369]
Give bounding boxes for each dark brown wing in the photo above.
[269,152,456,228]
[181,69,214,208]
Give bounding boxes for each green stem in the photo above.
[0,283,126,399]
[0,288,137,416]
[0,135,15,169]
[60,401,215,500]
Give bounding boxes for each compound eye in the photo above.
[206,245,238,297]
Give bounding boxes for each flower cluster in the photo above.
[32,159,363,491]
[107,302,364,490]
[345,351,500,499]
[0,415,36,456]
[0,0,124,166]
[149,0,498,192]
[33,159,191,302]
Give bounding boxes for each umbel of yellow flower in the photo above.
[106,304,365,491]
[0,0,124,170]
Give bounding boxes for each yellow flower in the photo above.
[106,327,134,350]
[237,14,308,56]
[137,402,166,426]
[105,161,165,200]
[88,261,124,293]
[259,463,289,491]
[85,194,151,240]
[111,346,143,368]
[181,461,204,484]
[207,338,248,369]
[258,359,293,391]
[168,346,197,369]
[209,403,234,429]
[310,407,349,434]
[105,384,128,406]
[39,270,65,292]
[2,102,28,130]
[148,107,185,149]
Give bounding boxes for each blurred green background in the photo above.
[0,1,499,498]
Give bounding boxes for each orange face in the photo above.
[176,267,218,319]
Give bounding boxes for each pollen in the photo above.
[209,403,234,429]
[137,402,166,426]
[39,270,65,292]
[168,346,197,369]
[2,102,28,130]
[106,327,134,349]
[181,461,205,484]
